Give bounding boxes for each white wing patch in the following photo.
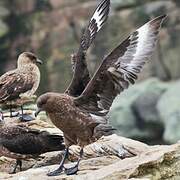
[108,15,166,88]
[90,0,110,31]
[121,22,157,65]
[134,23,150,58]
[117,20,161,85]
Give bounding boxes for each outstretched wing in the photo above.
[74,15,167,116]
[0,70,34,102]
[65,0,110,96]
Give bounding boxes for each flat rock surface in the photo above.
[1,134,180,180]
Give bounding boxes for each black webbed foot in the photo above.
[19,114,34,122]
[47,166,64,176]
[64,164,78,175]
[18,105,34,121]
[9,170,16,174]
[47,147,69,176]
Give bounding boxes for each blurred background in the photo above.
[0,0,180,145]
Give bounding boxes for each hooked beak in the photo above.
[35,107,42,117]
[36,59,43,65]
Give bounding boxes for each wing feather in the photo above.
[74,15,167,116]
[81,0,110,50]
[65,0,110,96]
[0,70,34,102]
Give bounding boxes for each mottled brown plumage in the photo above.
[36,0,166,176]
[0,52,42,120]
[0,116,65,173]
[36,93,113,148]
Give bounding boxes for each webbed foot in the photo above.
[64,165,78,175]
[19,114,34,122]
[47,166,64,176]
[9,170,16,174]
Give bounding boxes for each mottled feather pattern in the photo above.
[0,64,39,102]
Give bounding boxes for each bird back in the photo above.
[0,125,65,156]
[39,132,65,152]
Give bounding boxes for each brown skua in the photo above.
[0,52,42,121]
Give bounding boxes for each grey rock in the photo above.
[157,80,180,143]
[110,78,168,143]
[132,79,167,124]
[1,135,180,180]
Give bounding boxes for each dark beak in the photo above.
[35,107,42,117]
[36,59,43,65]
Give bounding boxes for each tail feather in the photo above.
[93,124,116,139]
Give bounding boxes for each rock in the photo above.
[0,134,145,173]
[110,78,168,143]
[1,134,180,180]
[132,79,168,125]
[110,80,146,137]
[131,79,168,143]
[110,78,180,144]
[157,80,180,143]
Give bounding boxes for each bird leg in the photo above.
[10,159,22,174]
[64,148,83,175]
[10,105,13,117]
[19,105,34,121]
[0,111,4,121]
[21,105,24,115]
[47,147,69,176]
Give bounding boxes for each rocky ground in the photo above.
[1,134,180,180]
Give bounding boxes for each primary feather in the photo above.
[74,15,167,116]
[66,0,110,97]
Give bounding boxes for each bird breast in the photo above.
[47,95,91,132]
[22,64,40,96]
